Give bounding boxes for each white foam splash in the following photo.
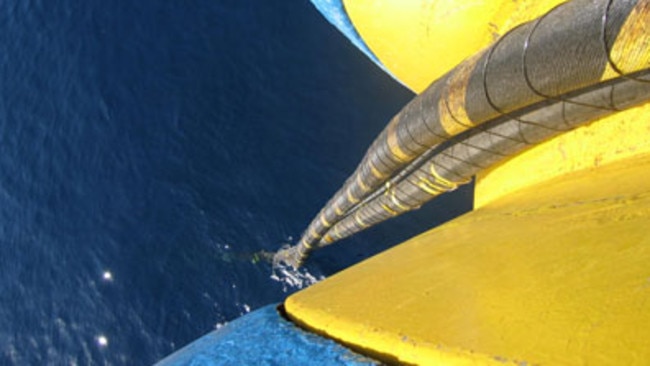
[270,261,324,292]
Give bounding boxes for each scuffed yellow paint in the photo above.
[342,0,566,92]
[475,102,650,208]
[601,0,650,80]
[286,151,650,365]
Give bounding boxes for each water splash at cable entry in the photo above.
[271,245,324,292]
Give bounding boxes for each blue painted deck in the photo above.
[155,304,377,365]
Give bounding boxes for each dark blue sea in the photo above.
[0,1,472,364]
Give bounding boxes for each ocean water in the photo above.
[0,0,472,364]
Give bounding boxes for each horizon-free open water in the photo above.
[0,1,472,364]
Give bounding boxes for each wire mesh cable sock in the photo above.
[274,0,650,268]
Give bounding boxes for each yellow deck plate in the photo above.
[286,151,650,365]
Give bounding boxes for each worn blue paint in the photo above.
[156,304,377,365]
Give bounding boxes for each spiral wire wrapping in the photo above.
[274,0,650,268]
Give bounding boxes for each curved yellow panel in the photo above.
[286,150,650,365]
[343,0,567,92]
[475,102,650,208]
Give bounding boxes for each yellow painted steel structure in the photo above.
[342,0,568,93]
[286,107,650,365]
[284,0,650,364]
[476,104,650,208]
